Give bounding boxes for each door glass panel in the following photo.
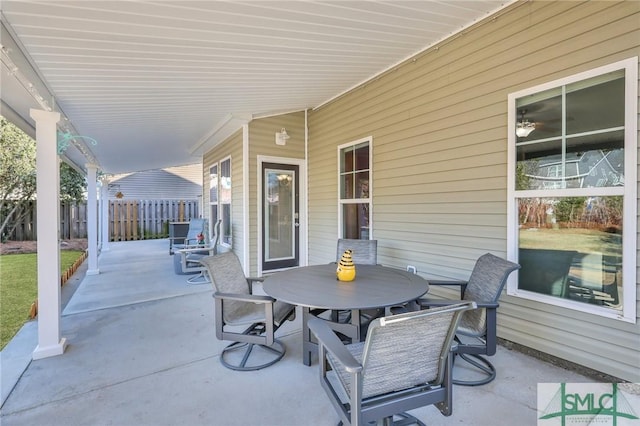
[265,168,294,261]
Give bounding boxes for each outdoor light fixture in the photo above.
[516,110,535,138]
[275,128,290,145]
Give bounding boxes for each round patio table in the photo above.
[263,263,428,365]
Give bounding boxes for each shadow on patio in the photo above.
[1,239,600,425]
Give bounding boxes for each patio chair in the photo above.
[309,302,476,426]
[336,239,378,265]
[173,219,222,284]
[199,252,296,371]
[417,253,520,386]
[169,218,207,254]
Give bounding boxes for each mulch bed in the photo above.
[0,239,88,255]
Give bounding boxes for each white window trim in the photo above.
[337,136,373,240]
[506,57,638,323]
[208,163,218,241]
[219,155,232,248]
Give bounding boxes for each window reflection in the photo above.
[566,76,624,134]
[510,60,634,322]
[515,72,625,191]
[517,197,622,309]
[342,203,370,240]
[516,145,624,190]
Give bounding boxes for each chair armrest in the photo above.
[419,298,498,309]
[308,318,362,373]
[177,246,215,255]
[427,279,468,298]
[213,292,274,304]
[175,243,208,252]
[473,301,499,309]
[418,298,464,308]
[246,276,264,292]
[428,279,468,286]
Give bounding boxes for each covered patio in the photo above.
[2,3,639,422]
[1,239,602,425]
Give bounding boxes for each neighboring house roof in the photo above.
[526,149,625,190]
[108,163,202,200]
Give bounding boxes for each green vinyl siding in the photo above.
[307,0,640,381]
[247,112,306,274]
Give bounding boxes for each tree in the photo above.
[0,116,88,239]
[555,197,586,225]
[60,162,86,202]
[0,117,37,239]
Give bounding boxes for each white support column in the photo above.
[86,164,99,275]
[30,108,67,360]
[100,176,110,251]
[97,179,103,250]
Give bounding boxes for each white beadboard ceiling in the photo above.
[1,1,509,174]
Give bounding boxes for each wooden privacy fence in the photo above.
[110,199,199,241]
[61,202,87,240]
[2,199,199,242]
[2,201,88,241]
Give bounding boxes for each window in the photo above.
[339,137,372,239]
[220,157,232,246]
[209,164,218,239]
[209,158,232,247]
[507,58,637,322]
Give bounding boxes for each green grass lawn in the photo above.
[519,227,622,257]
[0,251,84,350]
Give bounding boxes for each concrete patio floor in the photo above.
[0,239,609,426]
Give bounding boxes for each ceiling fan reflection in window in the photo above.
[516,109,536,137]
[516,107,572,138]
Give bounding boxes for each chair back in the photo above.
[353,303,474,399]
[186,218,207,242]
[461,253,520,335]
[336,239,377,265]
[200,252,253,322]
[210,219,222,254]
[517,248,576,297]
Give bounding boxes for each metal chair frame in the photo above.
[309,302,475,426]
[418,253,520,386]
[200,252,296,371]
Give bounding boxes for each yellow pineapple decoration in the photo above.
[336,249,356,282]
